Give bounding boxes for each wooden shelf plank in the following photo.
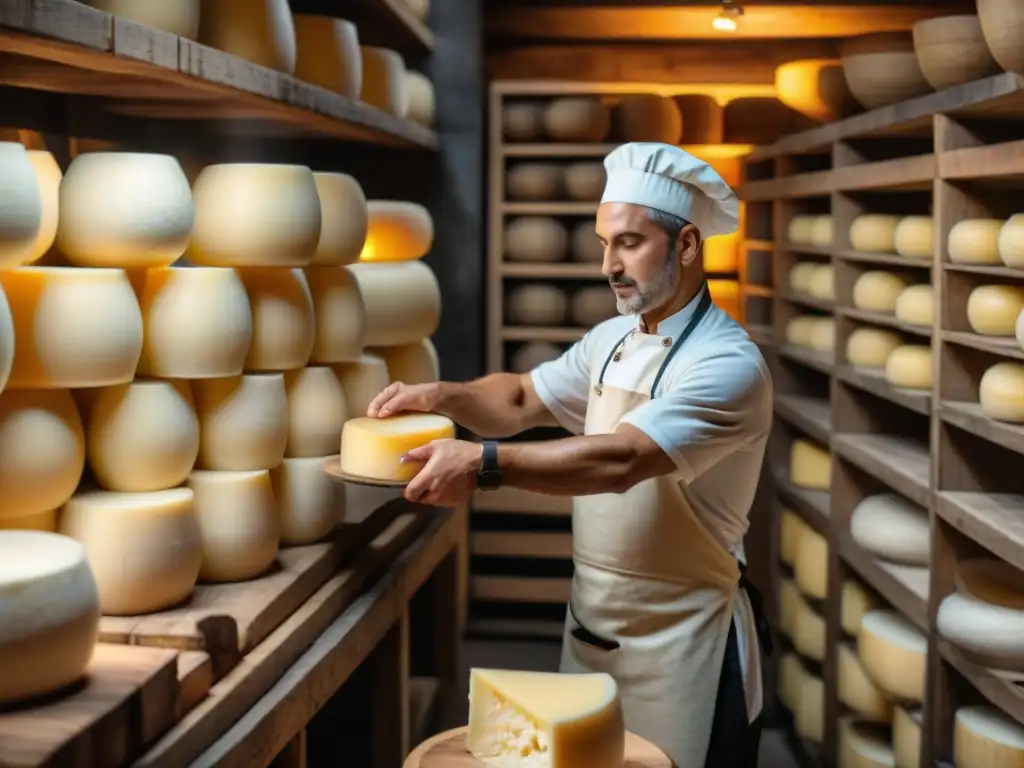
[939,139,1024,183]
[502,202,598,216]
[836,365,931,416]
[944,263,1024,280]
[500,262,604,280]
[780,292,835,313]
[833,433,931,507]
[833,155,936,192]
[775,393,832,446]
[472,487,572,516]
[502,326,587,343]
[779,344,834,375]
[746,239,774,251]
[465,618,565,640]
[775,474,831,532]
[837,532,929,630]
[470,531,573,559]
[839,307,932,338]
[939,641,1024,726]
[739,170,833,201]
[834,250,933,269]
[289,0,434,53]
[471,576,571,604]
[502,142,754,160]
[781,243,832,257]
[940,402,1024,457]
[935,491,1024,573]
[942,331,1024,362]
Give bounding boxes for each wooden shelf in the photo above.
[778,344,834,375]
[289,0,434,54]
[935,492,1024,574]
[833,155,936,192]
[834,250,932,269]
[780,292,834,313]
[775,474,830,532]
[838,532,929,630]
[836,366,931,417]
[502,326,587,343]
[940,402,1024,457]
[500,262,604,279]
[775,393,832,446]
[502,202,598,216]
[942,331,1024,362]
[833,433,930,508]
[839,307,932,339]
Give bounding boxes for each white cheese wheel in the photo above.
[0,285,12,392]
[885,345,932,390]
[284,367,348,458]
[507,164,563,201]
[893,706,922,768]
[793,594,826,661]
[809,215,834,247]
[949,219,1005,265]
[850,493,930,565]
[510,342,562,374]
[188,469,280,582]
[542,98,611,142]
[955,705,1024,768]
[847,327,903,368]
[505,217,569,263]
[361,201,433,263]
[967,284,1024,336]
[310,172,368,266]
[271,456,344,544]
[339,414,456,482]
[84,0,200,38]
[808,317,836,352]
[894,285,934,326]
[188,164,321,267]
[795,672,825,742]
[332,353,390,418]
[894,215,934,259]
[781,508,808,567]
[59,488,202,615]
[238,267,315,371]
[1,267,143,388]
[790,438,831,491]
[58,152,192,268]
[808,265,835,301]
[998,214,1024,269]
[838,642,892,719]
[360,46,409,118]
[406,70,435,126]
[842,579,882,637]
[506,283,568,326]
[25,150,61,264]
[0,142,45,269]
[779,577,801,638]
[571,285,617,327]
[786,316,815,346]
[503,102,544,142]
[853,271,908,313]
[794,525,829,600]
[564,163,604,201]
[192,374,289,471]
[842,719,896,768]
[87,380,200,493]
[858,610,927,702]
[0,509,58,531]
[292,15,360,97]
[788,216,815,245]
[372,339,439,384]
[778,652,805,711]
[850,214,900,253]
[0,390,84,520]
[348,261,441,347]
[305,266,367,364]
[0,531,100,704]
[612,95,683,143]
[789,262,818,294]
[979,362,1024,423]
[134,266,252,379]
[198,0,297,73]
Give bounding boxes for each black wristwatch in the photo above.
[477,441,502,491]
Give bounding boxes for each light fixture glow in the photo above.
[713,1,743,32]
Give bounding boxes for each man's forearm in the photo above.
[435,373,545,438]
[496,433,649,496]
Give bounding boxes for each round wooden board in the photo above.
[322,456,408,488]
[404,727,674,767]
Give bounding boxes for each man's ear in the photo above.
[677,223,702,266]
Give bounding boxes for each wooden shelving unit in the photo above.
[738,71,1024,766]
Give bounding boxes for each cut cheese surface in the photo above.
[979,362,1024,423]
[850,214,899,253]
[59,488,202,615]
[853,271,907,314]
[967,284,1024,336]
[0,142,43,269]
[892,706,922,768]
[842,579,882,637]
[847,327,902,368]
[305,266,367,364]
[361,200,433,262]
[955,705,1024,768]
[339,414,455,482]
[858,610,927,703]
[894,284,934,326]
[998,214,1024,269]
[271,456,344,544]
[850,493,930,565]
[467,669,625,768]
[894,215,933,259]
[0,531,100,704]
[239,267,315,371]
[348,261,441,346]
[372,339,439,385]
[793,593,826,661]
[885,345,932,390]
[333,353,390,417]
[780,508,808,567]
[284,367,349,458]
[794,525,829,600]
[26,150,61,264]
[790,438,831,491]
[949,219,1004,265]
[192,374,289,471]
[838,642,892,719]
[310,172,368,266]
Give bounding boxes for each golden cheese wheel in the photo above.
[885,345,932,390]
[788,216,815,245]
[778,652,805,712]
[842,579,882,637]
[998,213,1024,269]
[979,362,1024,423]
[841,718,896,768]
[847,327,903,368]
[790,438,831,492]
[894,284,934,326]
[564,162,605,201]
[858,609,928,703]
[83,0,200,38]
[793,593,826,661]
[509,342,562,374]
[949,219,1004,265]
[360,46,408,118]
[506,164,563,201]
[571,285,617,327]
[955,705,1024,768]
[503,102,545,141]
[853,270,908,313]
[504,217,568,263]
[780,508,808,567]
[198,0,296,73]
[786,316,817,346]
[612,95,682,143]
[807,264,835,301]
[807,317,836,352]
[850,214,900,253]
[894,215,933,259]
[570,220,603,263]
[795,672,825,743]
[967,284,1024,336]
[838,642,892,719]
[311,172,368,266]
[292,15,361,97]
[794,524,828,600]
[789,262,818,294]
[809,215,834,247]
[505,284,569,326]
[542,98,611,142]
[703,232,739,274]
[893,706,923,768]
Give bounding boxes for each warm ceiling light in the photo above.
[713,1,743,32]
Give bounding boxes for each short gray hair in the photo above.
[643,207,700,255]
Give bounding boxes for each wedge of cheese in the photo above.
[468,668,625,768]
[339,413,454,482]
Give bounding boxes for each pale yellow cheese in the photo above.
[0,142,42,269]
[780,508,808,567]
[809,215,834,247]
[838,642,892,719]
[59,488,202,615]
[893,706,922,768]
[885,344,932,390]
[310,172,368,266]
[807,264,835,301]
[788,216,815,245]
[979,362,1024,423]
[847,327,903,368]
[0,267,143,388]
[850,214,899,253]
[406,70,435,126]
[58,152,192,268]
[786,316,816,346]
[348,261,441,346]
[284,367,349,458]
[998,214,1024,269]
[26,150,61,263]
[187,470,280,582]
[793,593,826,661]
[841,718,896,768]
[842,579,882,637]
[0,509,58,532]
[197,0,297,73]
[807,317,836,352]
[192,374,289,471]
[305,266,368,364]
[0,389,85,520]
[853,271,908,314]
[949,219,1004,265]
[794,525,829,600]
[777,652,805,711]
[361,201,433,262]
[332,353,390,417]
[790,438,831,491]
[894,285,934,326]
[955,705,1024,768]
[779,577,801,639]
[372,339,439,385]
[271,456,345,545]
[967,284,1024,336]
[789,262,818,294]
[339,414,455,482]
[703,232,740,274]
[850,493,930,566]
[505,217,569,263]
[238,268,315,371]
[81,0,200,38]
[858,610,927,703]
[894,215,933,259]
[0,531,100,705]
[292,15,361,97]
[360,46,409,117]
[468,668,625,768]
[795,672,825,743]
[0,284,12,392]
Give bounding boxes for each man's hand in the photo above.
[367,381,441,418]
[402,438,482,507]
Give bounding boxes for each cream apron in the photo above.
[559,288,763,768]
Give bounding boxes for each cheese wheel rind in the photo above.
[310,172,368,266]
[858,609,927,703]
[292,15,361,97]
[0,285,12,392]
[885,345,932,390]
[789,438,831,491]
[271,456,344,544]
[894,215,933,259]
[794,525,829,600]
[850,493,930,565]
[405,70,435,126]
[197,0,297,73]
[979,362,1024,423]
[852,270,907,314]
[333,354,390,418]
[349,261,441,347]
[894,284,934,326]
[793,593,826,661]
[850,214,899,253]
[339,414,455,481]
[893,706,923,768]
[838,642,892,719]
[847,327,902,368]
[371,339,439,385]
[949,219,1004,265]
[967,284,1024,337]
[795,672,825,742]
[239,267,316,371]
[305,266,367,364]
[0,142,43,269]
[779,578,801,639]
[780,508,808,567]
[284,367,349,458]
[955,705,1024,768]
[998,214,1024,269]
[193,374,289,471]
[361,200,433,262]
[25,150,61,264]
[842,579,882,637]
[808,265,835,301]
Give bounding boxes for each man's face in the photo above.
[595,203,679,315]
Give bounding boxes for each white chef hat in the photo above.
[601,142,739,238]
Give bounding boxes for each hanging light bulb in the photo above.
[713,0,744,32]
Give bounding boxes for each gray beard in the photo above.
[615,249,679,316]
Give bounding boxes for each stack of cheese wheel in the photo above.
[850,493,930,569]
[954,705,1024,767]
[850,214,900,254]
[789,438,831,493]
[788,214,833,248]
[968,284,1024,422]
[838,641,892,720]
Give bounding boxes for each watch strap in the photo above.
[477,440,502,490]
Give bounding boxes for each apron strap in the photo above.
[649,284,712,398]
[738,561,774,658]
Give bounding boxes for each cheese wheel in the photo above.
[193,374,289,471]
[786,317,815,346]
[0,531,100,704]
[794,525,828,599]
[348,261,441,347]
[853,271,908,313]
[571,220,603,263]
[134,266,252,379]
[894,285,934,326]
[310,172,368,266]
[510,342,562,374]
[795,672,825,742]
[82,0,200,38]
[778,652,805,711]
[781,508,808,566]
[842,719,896,768]
[59,488,202,615]
[188,164,322,267]
[850,214,899,253]
[284,367,348,458]
[571,285,617,327]
[188,470,280,582]
[26,150,61,264]
[339,414,455,482]
[793,594,826,661]
[1018,309,1024,351]
[292,15,360,97]
[885,345,932,390]
[271,456,344,544]
[0,284,12,392]
[87,380,200,493]
[809,216,834,247]
[406,70,435,126]
[360,46,408,117]
[858,610,927,702]
[0,509,58,531]
[703,232,740,274]
[850,494,930,565]
[305,266,367,364]
[332,353,390,417]
[998,214,1024,269]
[779,577,801,638]
[564,163,605,201]
[789,262,818,294]
[838,643,892,719]
[197,0,297,73]
[0,389,85,520]
[788,216,815,245]
[790,438,831,491]
[612,95,682,143]
[506,283,568,326]
[58,152,192,269]
[0,142,41,269]
[503,102,544,142]
[238,267,315,371]
[506,164,563,201]
[843,579,883,637]
[542,98,611,142]
[808,265,835,301]
[505,217,569,263]
[361,201,433,263]
[979,362,1024,423]
[847,327,903,368]
[893,706,922,768]
[967,285,1024,336]
[894,215,933,259]
[808,317,836,352]
[372,339,439,384]
[955,705,1024,768]
[949,219,1004,265]
[1,267,143,388]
